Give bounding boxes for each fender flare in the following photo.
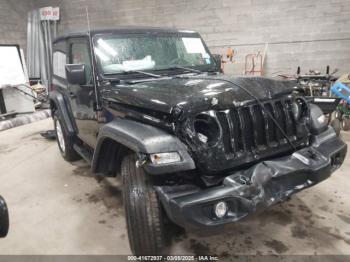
[92,118,196,175]
[49,91,76,135]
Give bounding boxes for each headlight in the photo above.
[194,112,220,146]
[309,104,327,134]
[292,101,302,120]
[150,152,181,165]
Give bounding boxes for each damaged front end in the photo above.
[155,127,346,230]
[104,74,347,230]
[177,95,310,174]
[152,76,347,230]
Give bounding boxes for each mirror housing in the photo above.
[0,195,9,238]
[65,64,86,85]
[212,54,223,73]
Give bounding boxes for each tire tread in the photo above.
[121,154,164,255]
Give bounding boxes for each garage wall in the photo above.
[0,0,33,52]
[33,0,350,75]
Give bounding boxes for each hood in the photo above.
[103,75,297,116]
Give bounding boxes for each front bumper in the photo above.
[155,127,347,230]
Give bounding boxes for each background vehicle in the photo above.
[50,27,347,255]
[331,78,350,131]
[283,66,343,135]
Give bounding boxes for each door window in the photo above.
[53,40,67,79]
[70,42,92,84]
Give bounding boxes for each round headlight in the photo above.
[292,101,302,120]
[194,113,220,146]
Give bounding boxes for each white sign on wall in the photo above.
[40,6,60,21]
[0,45,35,113]
[52,7,60,21]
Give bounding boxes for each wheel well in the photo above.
[94,138,132,176]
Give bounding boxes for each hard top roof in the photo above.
[53,26,199,43]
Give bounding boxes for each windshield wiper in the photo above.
[168,66,202,74]
[104,70,162,78]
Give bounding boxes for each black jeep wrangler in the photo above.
[50,27,347,255]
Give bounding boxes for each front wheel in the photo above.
[121,154,165,255]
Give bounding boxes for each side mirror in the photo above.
[0,195,9,238]
[65,64,86,85]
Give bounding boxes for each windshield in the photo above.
[93,33,214,75]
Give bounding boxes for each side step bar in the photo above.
[73,144,93,164]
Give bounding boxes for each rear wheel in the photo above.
[341,115,350,131]
[121,153,165,255]
[335,109,342,119]
[53,112,81,161]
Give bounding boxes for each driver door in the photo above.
[68,37,98,147]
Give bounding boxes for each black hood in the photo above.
[104,75,297,116]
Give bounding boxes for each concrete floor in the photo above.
[0,118,350,256]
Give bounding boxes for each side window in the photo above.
[70,41,92,84]
[53,41,67,79]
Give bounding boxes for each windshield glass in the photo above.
[93,33,214,75]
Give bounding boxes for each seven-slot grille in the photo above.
[216,98,298,156]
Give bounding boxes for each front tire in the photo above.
[53,112,81,161]
[121,154,165,255]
